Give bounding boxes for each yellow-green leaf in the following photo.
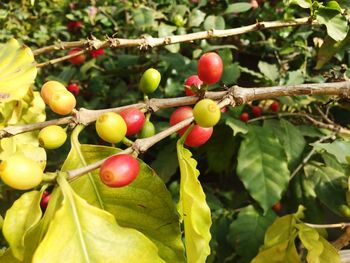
[33,174,165,263]
[2,191,43,261]
[0,39,37,102]
[177,139,212,263]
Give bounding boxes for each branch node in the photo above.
[107,36,120,48]
[256,21,265,30]
[230,86,245,105]
[207,29,214,38]
[164,37,172,45]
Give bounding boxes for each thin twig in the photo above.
[33,17,316,56]
[290,133,337,179]
[304,222,350,229]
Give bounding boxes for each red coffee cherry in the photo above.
[99,154,140,187]
[67,21,82,31]
[184,125,213,147]
[240,112,250,122]
[90,48,104,58]
[40,191,51,210]
[252,106,262,117]
[120,108,145,136]
[272,201,282,213]
[169,106,213,147]
[67,83,80,96]
[197,52,223,84]
[270,101,279,112]
[68,48,86,65]
[170,106,193,135]
[184,75,203,96]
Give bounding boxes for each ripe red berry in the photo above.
[184,125,213,147]
[184,75,203,96]
[119,108,145,136]
[252,106,262,117]
[40,191,51,210]
[99,154,140,187]
[169,106,213,147]
[270,101,279,112]
[240,112,249,122]
[272,201,282,213]
[90,48,104,58]
[68,48,86,65]
[67,83,80,96]
[197,52,223,85]
[221,107,227,113]
[170,106,193,135]
[67,21,82,32]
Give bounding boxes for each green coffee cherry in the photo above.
[139,68,161,94]
[38,125,67,149]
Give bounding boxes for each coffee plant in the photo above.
[1,0,350,262]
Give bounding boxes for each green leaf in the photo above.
[158,23,180,53]
[203,15,225,30]
[316,7,348,41]
[33,174,165,263]
[289,0,312,8]
[264,119,306,169]
[132,7,155,28]
[220,62,240,85]
[304,164,348,216]
[298,226,341,263]
[315,34,350,70]
[177,138,212,263]
[151,141,179,183]
[258,61,279,83]
[225,117,248,136]
[2,190,43,260]
[285,70,305,85]
[204,125,236,173]
[0,249,21,263]
[61,126,184,263]
[188,9,206,27]
[237,126,290,212]
[0,38,37,102]
[312,140,350,164]
[227,205,276,262]
[225,3,252,14]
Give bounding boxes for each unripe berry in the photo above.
[38,125,67,150]
[68,48,86,65]
[139,68,161,94]
[240,112,249,122]
[138,120,156,138]
[193,99,221,127]
[67,83,80,96]
[184,75,203,96]
[270,101,279,112]
[95,112,127,143]
[99,154,139,187]
[49,90,76,115]
[252,106,262,117]
[120,108,145,136]
[0,154,43,190]
[251,0,259,9]
[41,81,66,105]
[197,52,223,84]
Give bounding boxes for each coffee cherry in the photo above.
[139,68,161,94]
[221,107,228,113]
[49,90,76,115]
[138,120,156,138]
[40,191,51,210]
[251,0,259,9]
[68,48,86,65]
[67,21,82,32]
[120,108,145,136]
[0,154,43,190]
[90,48,104,58]
[252,106,262,117]
[96,112,127,143]
[270,101,279,112]
[99,154,139,187]
[272,202,282,213]
[193,99,221,127]
[169,106,213,147]
[67,83,80,96]
[38,125,67,150]
[240,112,249,122]
[41,81,66,105]
[184,75,203,96]
[170,106,193,135]
[197,52,223,84]
[185,125,213,147]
